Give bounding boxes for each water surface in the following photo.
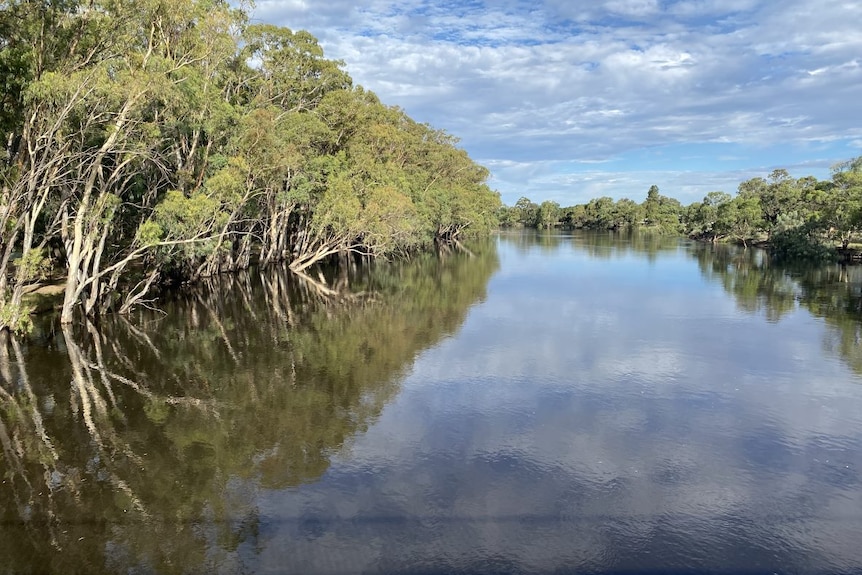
[2,231,862,574]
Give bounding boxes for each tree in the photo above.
[641,185,682,233]
[583,197,616,229]
[514,197,538,227]
[821,157,862,249]
[243,24,351,113]
[538,200,560,229]
[643,184,661,225]
[738,170,804,239]
[496,205,517,227]
[56,0,244,323]
[562,204,587,228]
[0,0,500,329]
[684,191,731,240]
[714,195,763,247]
[612,198,643,229]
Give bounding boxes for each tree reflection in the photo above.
[501,228,568,254]
[502,229,684,261]
[579,229,683,262]
[795,265,862,375]
[0,242,499,574]
[693,244,799,322]
[693,244,862,374]
[0,334,62,549]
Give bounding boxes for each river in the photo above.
[2,230,862,574]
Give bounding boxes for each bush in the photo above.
[770,225,837,263]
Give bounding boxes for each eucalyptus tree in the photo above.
[714,195,764,247]
[736,170,807,239]
[1,0,501,329]
[820,157,862,249]
[413,138,498,243]
[538,200,560,229]
[641,185,683,233]
[1,0,112,329]
[612,198,643,229]
[242,23,351,114]
[514,197,538,227]
[583,196,616,229]
[54,0,246,323]
[684,191,731,240]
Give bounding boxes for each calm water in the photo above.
[2,231,862,574]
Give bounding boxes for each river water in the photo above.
[2,230,862,574]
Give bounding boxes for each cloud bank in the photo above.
[250,0,862,204]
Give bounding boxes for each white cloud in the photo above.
[250,0,862,205]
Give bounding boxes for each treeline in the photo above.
[500,158,862,260]
[0,0,500,331]
[500,184,683,233]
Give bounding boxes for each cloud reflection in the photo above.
[252,233,862,574]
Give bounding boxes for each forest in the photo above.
[0,0,501,332]
[501,158,862,262]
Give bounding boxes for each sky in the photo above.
[247,0,862,207]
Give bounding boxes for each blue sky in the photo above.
[249,0,862,206]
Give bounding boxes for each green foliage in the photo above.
[503,158,862,267]
[243,24,352,112]
[514,197,539,227]
[770,225,837,263]
[146,189,229,276]
[684,191,730,239]
[584,196,616,229]
[14,248,52,282]
[612,198,644,229]
[820,158,862,248]
[643,184,662,225]
[641,185,683,233]
[0,299,33,333]
[0,0,500,325]
[714,195,763,245]
[538,200,560,229]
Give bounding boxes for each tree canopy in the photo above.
[0,0,500,331]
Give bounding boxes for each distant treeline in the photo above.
[500,158,862,261]
[0,0,500,331]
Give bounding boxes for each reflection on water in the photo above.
[0,245,498,574]
[3,232,862,574]
[693,242,862,375]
